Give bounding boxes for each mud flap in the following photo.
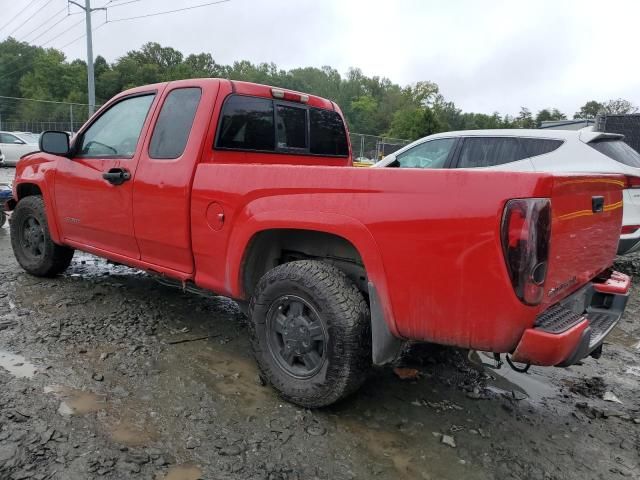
[368,282,404,365]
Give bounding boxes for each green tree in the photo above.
[514,107,535,128]
[574,101,604,119]
[603,98,638,115]
[535,108,566,126]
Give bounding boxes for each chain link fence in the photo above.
[349,133,411,163]
[0,96,97,134]
[595,114,640,154]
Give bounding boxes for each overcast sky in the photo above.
[4,0,640,116]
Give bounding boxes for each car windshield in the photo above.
[589,139,640,168]
[15,133,39,144]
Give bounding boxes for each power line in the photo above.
[18,5,68,42]
[107,0,230,23]
[5,0,54,38]
[56,20,106,50]
[28,14,80,44]
[0,12,79,77]
[105,0,142,8]
[0,16,92,82]
[0,0,40,34]
[38,17,86,47]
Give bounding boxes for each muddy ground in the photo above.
[0,167,638,480]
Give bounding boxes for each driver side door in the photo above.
[54,92,158,259]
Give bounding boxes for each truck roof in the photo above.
[114,78,337,111]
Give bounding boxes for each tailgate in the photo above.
[543,175,624,306]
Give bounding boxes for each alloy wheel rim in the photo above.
[20,215,45,259]
[266,295,328,379]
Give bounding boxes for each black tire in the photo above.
[0,210,5,228]
[249,260,371,408]
[10,196,74,277]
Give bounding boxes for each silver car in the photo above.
[0,131,39,166]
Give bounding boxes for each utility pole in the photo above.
[68,1,105,116]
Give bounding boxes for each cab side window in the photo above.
[390,138,456,168]
[149,88,202,159]
[77,94,155,158]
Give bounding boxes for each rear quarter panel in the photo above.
[192,165,568,353]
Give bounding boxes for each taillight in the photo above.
[621,225,640,235]
[501,199,552,306]
[625,176,640,189]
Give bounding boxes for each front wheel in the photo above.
[10,196,74,277]
[249,260,371,408]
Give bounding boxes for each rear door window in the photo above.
[390,138,456,168]
[458,137,526,168]
[149,88,202,159]
[589,139,640,168]
[216,96,275,151]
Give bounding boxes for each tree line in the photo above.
[0,38,637,139]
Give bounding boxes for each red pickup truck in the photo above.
[6,79,631,407]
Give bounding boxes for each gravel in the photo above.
[0,166,638,479]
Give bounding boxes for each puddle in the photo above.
[109,422,157,446]
[44,385,106,416]
[606,328,640,349]
[65,252,145,280]
[477,352,555,404]
[183,345,276,413]
[158,464,203,480]
[340,420,419,478]
[0,350,37,378]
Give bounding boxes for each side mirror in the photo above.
[39,131,70,156]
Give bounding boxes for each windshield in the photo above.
[589,139,640,168]
[15,133,40,144]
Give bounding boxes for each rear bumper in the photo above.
[511,271,631,366]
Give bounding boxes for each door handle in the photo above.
[102,168,131,186]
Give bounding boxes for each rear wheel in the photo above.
[10,196,74,277]
[249,260,371,408]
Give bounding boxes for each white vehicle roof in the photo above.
[376,127,626,168]
[423,128,623,142]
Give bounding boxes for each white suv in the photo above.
[374,129,640,255]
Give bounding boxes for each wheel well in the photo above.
[242,229,367,298]
[16,183,42,199]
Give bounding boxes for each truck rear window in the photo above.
[310,108,349,156]
[589,139,640,168]
[216,95,348,157]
